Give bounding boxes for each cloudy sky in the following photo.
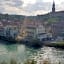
[0,0,64,16]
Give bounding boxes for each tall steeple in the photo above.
[52,0,55,13]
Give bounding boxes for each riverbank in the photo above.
[0,36,17,44]
[0,36,43,48]
[0,35,64,49]
[44,41,64,49]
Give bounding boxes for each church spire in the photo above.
[52,0,55,13]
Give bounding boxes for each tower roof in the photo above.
[52,0,55,13]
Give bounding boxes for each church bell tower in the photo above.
[52,0,55,13]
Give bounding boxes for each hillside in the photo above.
[0,11,64,22]
[0,14,25,23]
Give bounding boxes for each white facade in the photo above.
[18,24,47,41]
[19,25,36,40]
[3,25,19,38]
[37,33,47,41]
[36,25,47,41]
[0,27,4,36]
[36,25,46,34]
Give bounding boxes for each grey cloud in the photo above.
[0,0,23,8]
[54,2,64,11]
[9,0,23,7]
[61,2,64,6]
[0,0,24,14]
[0,7,5,13]
[24,0,52,13]
[0,0,63,15]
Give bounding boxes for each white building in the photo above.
[37,33,47,41]
[0,22,4,36]
[4,25,19,39]
[18,23,48,41]
[36,24,47,41]
[36,24,46,34]
[0,27,4,36]
[18,25,36,41]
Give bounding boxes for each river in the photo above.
[0,40,64,64]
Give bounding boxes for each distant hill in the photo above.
[0,14,25,23]
[37,11,64,23]
[0,11,64,23]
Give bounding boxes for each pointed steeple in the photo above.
[52,0,55,13]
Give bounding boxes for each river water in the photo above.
[0,40,64,64]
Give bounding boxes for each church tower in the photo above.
[52,0,55,13]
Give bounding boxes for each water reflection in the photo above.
[31,46,64,64]
[0,43,64,64]
[5,45,17,52]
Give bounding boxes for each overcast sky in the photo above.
[0,0,64,16]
